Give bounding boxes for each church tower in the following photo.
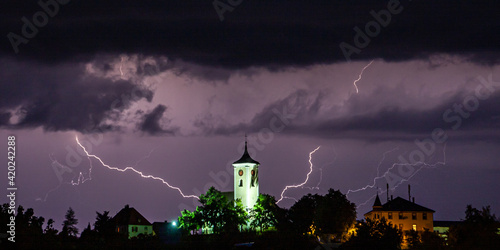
[233,136,260,210]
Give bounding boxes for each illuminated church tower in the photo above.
[233,137,260,210]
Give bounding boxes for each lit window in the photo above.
[388,212,393,219]
[423,213,427,220]
[413,224,417,231]
[412,213,416,220]
[399,212,403,219]
[239,179,243,187]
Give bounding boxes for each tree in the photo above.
[178,208,201,234]
[94,210,115,237]
[288,193,322,235]
[342,217,402,250]
[250,194,285,232]
[448,205,500,250]
[178,186,248,234]
[44,218,58,236]
[314,189,357,240]
[407,229,446,250]
[288,189,356,241]
[61,207,79,237]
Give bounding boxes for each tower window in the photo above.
[238,170,243,176]
[239,179,243,187]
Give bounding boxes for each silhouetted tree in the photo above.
[448,205,500,250]
[288,193,322,234]
[342,217,402,250]
[60,207,79,237]
[288,189,356,241]
[315,189,357,241]
[407,229,446,250]
[94,210,115,238]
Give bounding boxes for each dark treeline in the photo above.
[1,188,499,249]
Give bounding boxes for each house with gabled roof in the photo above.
[365,194,435,233]
[113,205,155,239]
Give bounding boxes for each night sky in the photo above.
[1,0,499,232]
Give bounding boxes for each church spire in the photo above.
[233,135,260,165]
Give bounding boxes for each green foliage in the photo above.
[178,186,248,234]
[250,194,284,232]
[448,205,500,250]
[342,217,402,250]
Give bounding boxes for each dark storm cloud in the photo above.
[196,87,500,141]
[1,0,499,68]
[0,60,153,132]
[138,104,178,135]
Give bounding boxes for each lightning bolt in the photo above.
[75,136,199,200]
[119,56,125,76]
[347,144,446,209]
[277,146,321,204]
[302,146,338,191]
[376,147,399,177]
[353,60,374,93]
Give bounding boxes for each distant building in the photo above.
[113,205,155,239]
[364,194,435,233]
[433,220,462,240]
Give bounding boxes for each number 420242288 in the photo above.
[7,136,16,187]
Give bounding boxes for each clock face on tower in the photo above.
[238,170,243,176]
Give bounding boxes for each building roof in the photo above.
[365,196,435,215]
[233,139,260,165]
[113,205,152,226]
[373,194,382,207]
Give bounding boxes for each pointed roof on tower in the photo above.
[233,135,260,165]
[373,193,382,207]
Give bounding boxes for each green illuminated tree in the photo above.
[178,186,248,234]
[250,194,284,232]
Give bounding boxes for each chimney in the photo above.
[412,197,415,203]
[408,184,411,201]
[386,183,389,202]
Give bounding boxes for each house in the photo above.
[113,205,155,239]
[364,194,435,233]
